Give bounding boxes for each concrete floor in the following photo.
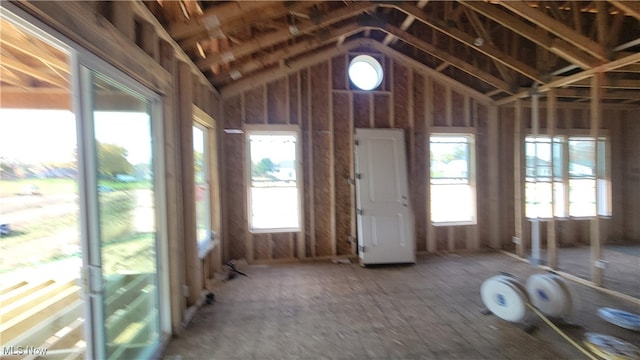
[162,251,640,360]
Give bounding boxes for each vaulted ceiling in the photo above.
[145,0,640,104]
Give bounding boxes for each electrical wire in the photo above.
[526,303,599,360]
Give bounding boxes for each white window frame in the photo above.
[246,125,302,233]
[192,120,212,258]
[429,134,477,225]
[524,133,611,219]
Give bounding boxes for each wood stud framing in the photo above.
[220,46,509,262]
[6,0,640,340]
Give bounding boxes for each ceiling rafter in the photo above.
[218,18,513,96]
[197,2,375,70]
[550,77,640,89]
[0,67,30,89]
[0,30,68,75]
[554,88,640,100]
[169,1,279,40]
[464,7,514,85]
[457,0,600,70]
[384,3,544,85]
[380,23,512,93]
[212,22,365,86]
[382,0,429,46]
[607,0,640,21]
[497,51,640,105]
[498,1,607,61]
[179,1,322,51]
[0,53,68,89]
[221,38,367,98]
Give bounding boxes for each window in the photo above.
[525,136,565,218]
[193,123,211,256]
[247,128,301,231]
[569,136,610,217]
[568,137,596,217]
[430,135,476,224]
[525,135,610,218]
[348,55,384,91]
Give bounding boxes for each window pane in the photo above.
[430,138,469,181]
[193,125,210,245]
[430,184,473,223]
[568,137,597,217]
[0,15,86,357]
[249,133,299,230]
[569,138,595,178]
[596,139,611,216]
[525,137,552,182]
[92,72,160,359]
[552,138,563,180]
[569,179,596,217]
[554,182,566,217]
[429,135,474,224]
[526,182,552,218]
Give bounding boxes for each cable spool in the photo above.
[526,273,574,319]
[598,307,640,332]
[584,332,640,360]
[481,274,531,323]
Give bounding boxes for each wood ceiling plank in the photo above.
[498,1,607,61]
[197,2,375,70]
[457,0,599,69]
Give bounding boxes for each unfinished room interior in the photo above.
[0,0,639,359]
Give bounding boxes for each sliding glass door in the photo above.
[1,4,167,359]
[87,71,161,359]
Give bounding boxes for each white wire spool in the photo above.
[598,307,640,332]
[526,273,573,318]
[481,275,530,323]
[584,332,640,360]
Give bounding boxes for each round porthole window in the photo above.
[348,55,383,91]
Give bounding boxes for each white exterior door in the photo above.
[354,128,415,265]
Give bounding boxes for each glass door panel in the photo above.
[0,14,87,358]
[90,72,160,359]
